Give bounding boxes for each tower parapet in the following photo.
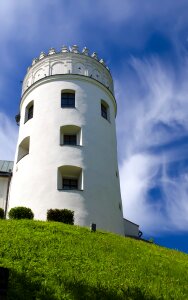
[22,45,114,96]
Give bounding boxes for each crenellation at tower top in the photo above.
[31,45,109,67]
[23,45,113,96]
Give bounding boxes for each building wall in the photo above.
[0,177,8,210]
[124,219,139,237]
[9,75,124,235]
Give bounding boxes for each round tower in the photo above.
[9,45,124,235]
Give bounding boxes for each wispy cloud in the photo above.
[0,0,188,237]
[116,56,188,235]
[0,113,18,161]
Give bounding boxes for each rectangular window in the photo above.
[25,101,34,123]
[63,178,78,190]
[61,93,75,108]
[28,105,33,120]
[101,103,107,120]
[64,135,77,145]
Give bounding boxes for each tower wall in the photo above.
[9,47,124,235]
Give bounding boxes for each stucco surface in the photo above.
[124,219,139,237]
[0,177,8,209]
[9,72,124,235]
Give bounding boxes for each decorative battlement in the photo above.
[30,45,109,68]
[22,45,114,96]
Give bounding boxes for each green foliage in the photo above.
[47,208,74,224]
[0,208,4,219]
[8,207,34,220]
[0,220,187,299]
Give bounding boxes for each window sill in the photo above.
[58,189,84,192]
[17,153,29,163]
[24,118,33,124]
[60,144,83,147]
[61,107,76,109]
[101,116,111,123]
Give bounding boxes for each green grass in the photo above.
[0,220,187,299]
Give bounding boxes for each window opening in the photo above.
[60,125,82,146]
[64,135,77,145]
[25,101,34,123]
[17,137,30,162]
[63,178,78,190]
[101,103,107,120]
[61,92,75,108]
[58,165,83,191]
[28,105,33,120]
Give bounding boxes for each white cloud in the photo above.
[0,113,18,161]
[120,154,165,231]
[116,56,188,235]
[0,0,86,48]
[161,165,188,231]
[0,0,188,236]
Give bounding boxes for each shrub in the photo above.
[0,208,4,219]
[8,207,34,220]
[47,209,74,224]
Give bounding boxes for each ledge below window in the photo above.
[60,144,83,147]
[58,189,84,192]
[17,153,29,163]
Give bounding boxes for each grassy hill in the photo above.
[0,220,187,300]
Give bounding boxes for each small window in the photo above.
[101,103,107,119]
[57,165,83,191]
[60,125,82,146]
[64,135,77,145]
[17,136,30,162]
[25,101,34,123]
[101,100,110,121]
[28,105,33,120]
[63,178,78,190]
[61,92,75,108]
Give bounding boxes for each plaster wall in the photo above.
[124,219,139,237]
[0,177,8,209]
[9,75,124,235]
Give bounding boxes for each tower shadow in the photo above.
[7,269,158,300]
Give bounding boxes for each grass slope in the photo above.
[0,220,187,300]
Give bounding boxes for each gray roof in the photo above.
[0,160,14,173]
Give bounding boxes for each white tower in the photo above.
[9,45,124,235]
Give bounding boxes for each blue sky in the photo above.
[0,0,188,253]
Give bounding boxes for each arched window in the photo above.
[60,125,82,146]
[57,165,83,190]
[17,136,30,162]
[61,90,75,108]
[25,101,34,123]
[101,100,110,121]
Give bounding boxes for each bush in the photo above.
[8,207,34,220]
[0,208,4,219]
[47,209,74,224]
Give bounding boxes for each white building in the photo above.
[6,45,140,237]
[0,160,13,215]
